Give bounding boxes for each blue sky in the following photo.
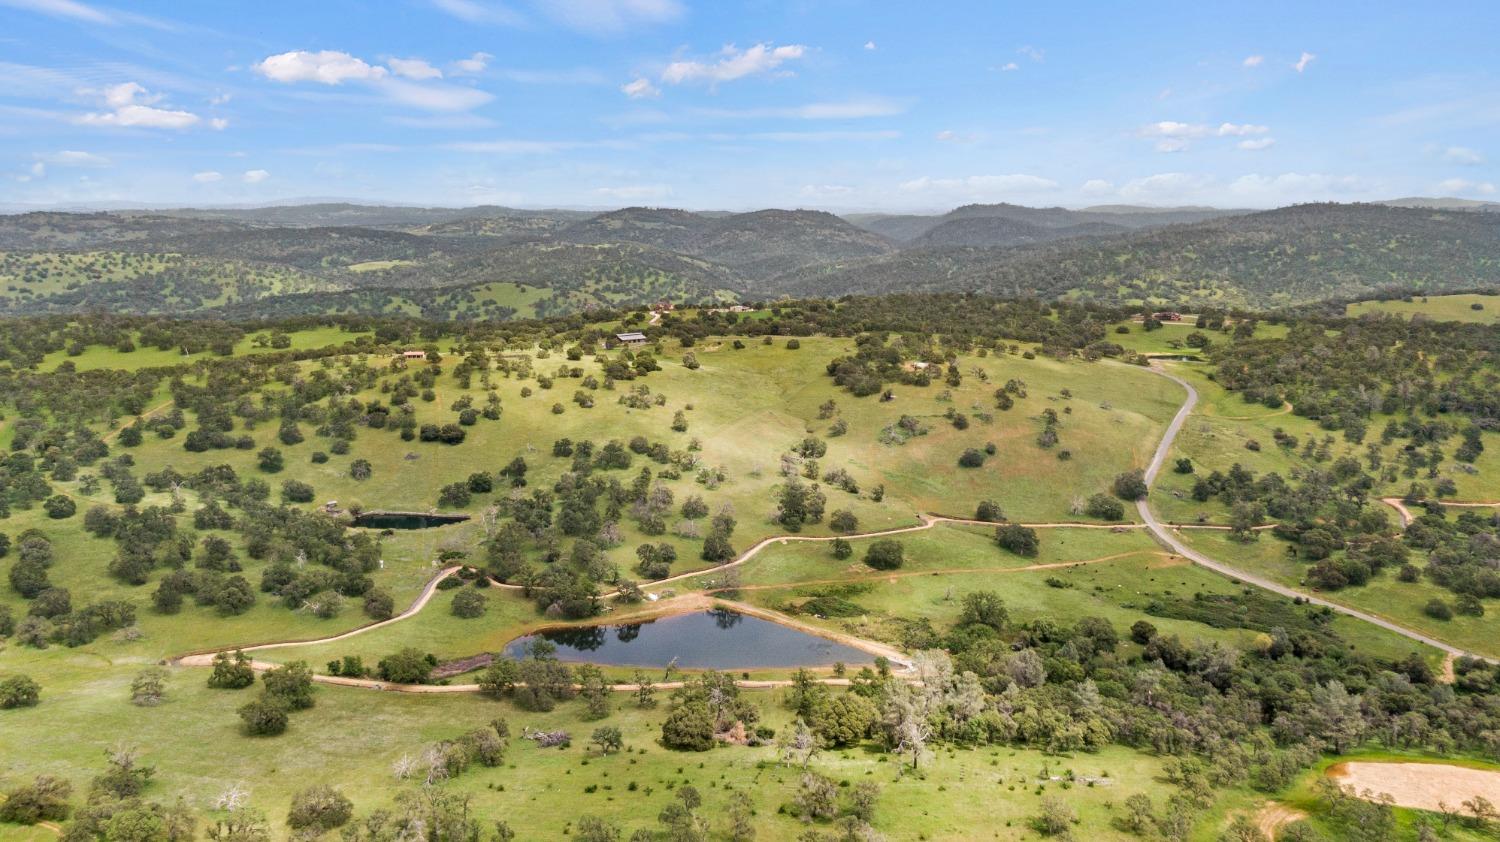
[1,0,1496,210]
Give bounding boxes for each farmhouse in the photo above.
[1151,311,1183,322]
[615,332,649,348]
[400,349,427,359]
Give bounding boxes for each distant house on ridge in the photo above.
[614,332,649,348]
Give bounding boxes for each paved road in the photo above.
[1137,366,1491,661]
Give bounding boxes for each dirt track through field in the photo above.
[102,399,175,443]
[1254,802,1307,840]
[706,550,1173,594]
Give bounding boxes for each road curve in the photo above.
[1137,365,1491,662]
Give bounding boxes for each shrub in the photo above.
[281,480,315,503]
[1112,470,1149,501]
[996,524,1040,557]
[830,510,858,533]
[0,674,42,708]
[452,588,488,619]
[1424,599,1453,621]
[287,785,354,831]
[975,500,1004,522]
[238,698,289,736]
[43,495,75,520]
[377,648,433,684]
[863,540,904,570]
[957,449,986,468]
[1084,493,1125,520]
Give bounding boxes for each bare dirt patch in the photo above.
[1254,801,1307,840]
[1328,761,1500,811]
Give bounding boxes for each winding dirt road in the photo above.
[1137,366,1493,661]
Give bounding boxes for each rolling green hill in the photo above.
[774,203,1500,308]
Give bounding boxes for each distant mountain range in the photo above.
[1,198,1497,318]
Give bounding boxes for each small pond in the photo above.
[352,512,470,530]
[503,609,875,669]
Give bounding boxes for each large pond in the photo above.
[502,609,875,669]
[352,512,470,530]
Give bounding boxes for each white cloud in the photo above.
[1017,45,1045,62]
[898,174,1059,198]
[661,43,808,86]
[241,169,270,183]
[256,49,493,112]
[1144,121,1268,138]
[1437,178,1497,195]
[595,183,674,200]
[77,83,201,129]
[864,41,876,51]
[103,82,151,108]
[1242,55,1264,68]
[935,130,955,142]
[542,0,683,35]
[453,52,492,74]
[388,57,443,80]
[0,0,113,25]
[1238,138,1276,150]
[1081,178,1114,195]
[30,162,46,177]
[41,149,110,167]
[210,92,232,106]
[1294,51,1316,73]
[256,50,388,84]
[192,171,222,183]
[998,62,1019,72]
[621,77,660,99]
[1143,121,1268,152]
[1443,146,1484,165]
[210,117,229,130]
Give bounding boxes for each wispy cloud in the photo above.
[595,183,673,200]
[621,77,660,99]
[387,57,443,80]
[192,170,221,183]
[1,0,112,24]
[428,0,524,26]
[452,52,492,74]
[39,149,110,166]
[693,98,905,120]
[1436,178,1496,195]
[241,169,269,183]
[540,0,682,35]
[660,43,808,87]
[899,173,1059,197]
[1242,55,1264,68]
[1294,51,1316,73]
[1442,146,1484,165]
